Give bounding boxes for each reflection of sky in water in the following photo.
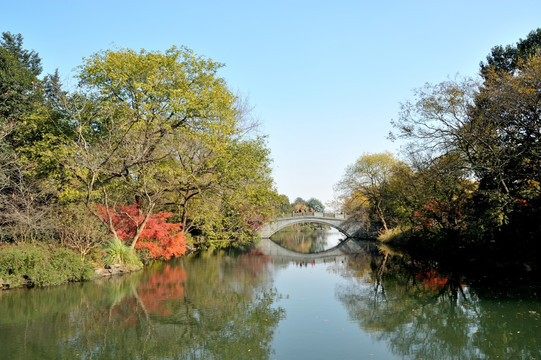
[319,229,346,250]
[271,261,402,359]
[270,228,347,253]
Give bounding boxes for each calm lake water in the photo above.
[1,229,540,359]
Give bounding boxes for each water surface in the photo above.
[0,238,540,359]
[270,227,346,253]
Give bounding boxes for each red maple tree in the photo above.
[97,203,186,260]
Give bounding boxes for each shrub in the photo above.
[96,203,186,260]
[103,237,142,270]
[58,205,109,260]
[0,243,94,289]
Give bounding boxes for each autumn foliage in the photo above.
[137,264,186,316]
[413,200,465,231]
[97,203,186,260]
[416,269,448,291]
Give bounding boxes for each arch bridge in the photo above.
[259,212,359,238]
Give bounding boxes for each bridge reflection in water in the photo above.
[257,237,365,264]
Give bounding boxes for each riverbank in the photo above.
[0,242,142,290]
[93,263,142,278]
[0,242,95,290]
[378,228,540,285]
[0,239,200,290]
[0,263,141,290]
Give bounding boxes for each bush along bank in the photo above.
[0,243,95,289]
[0,235,195,290]
[0,238,148,290]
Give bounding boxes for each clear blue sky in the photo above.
[4,0,541,206]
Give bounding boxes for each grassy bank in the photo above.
[0,238,147,290]
[0,243,95,289]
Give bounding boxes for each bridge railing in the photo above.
[288,212,346,219]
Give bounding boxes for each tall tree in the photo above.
[0,32,57,243]
[0,32,41,137]
[0,47,29,134]
[392,31,541,250]
[177,135,278,246]
[480,28,541,77]
[63,46,238,249]
[390,77,478,161]
[0,32,41,76]
[335,152,402,231]
[468,55,541,240]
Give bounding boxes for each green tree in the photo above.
[180,135,278,247]
[274,194,292,216]
[167,97,265,234]
[59,46,279,250]
[391,31,541,261]
[335,152,403,232]
[59,46,239,248]
[0,32,41,132]
[480,28,541,77]
[306,197,325,212]
[468,55,541,246]
[0,32,60,243]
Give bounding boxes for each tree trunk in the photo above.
[130,203,155,249]
[375,202,388,232]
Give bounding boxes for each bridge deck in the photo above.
[281,212,346,220]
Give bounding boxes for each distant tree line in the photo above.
[274,196,327,231]
[335,29,541,270]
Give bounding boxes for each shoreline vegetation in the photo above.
[332,30,541,281]
[378,228,540,284]
[0,240,194,290]
[0,32,283,290]
[2,29,541,290]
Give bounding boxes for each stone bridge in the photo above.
[259,213,363,238]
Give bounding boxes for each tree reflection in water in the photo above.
[0,249,285,360]
[336,242,541,359]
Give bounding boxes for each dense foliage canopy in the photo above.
[0,32,283,271]
[336,29,541,269]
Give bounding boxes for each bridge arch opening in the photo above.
[270,226,346,253]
